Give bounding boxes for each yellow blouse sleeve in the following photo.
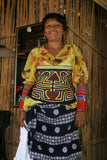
[72,44,88,85]
[22,47,40,84]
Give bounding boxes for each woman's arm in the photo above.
[19,83,33,129]
[75,82,86,127]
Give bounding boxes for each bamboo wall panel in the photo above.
[0,57,15,110]
[16,0,35,27]
[65,0,107,160]
[0,0,107,160]
[0,56,15,159]
[0,0,16,49]
[93,0,107,10]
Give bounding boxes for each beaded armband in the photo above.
[77,87,86,112]
[19,88,30,112]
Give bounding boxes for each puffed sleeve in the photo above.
[72,44,88,85]
[22,47,40,84]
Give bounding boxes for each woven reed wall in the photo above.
[0,0,107,160]
[66,1,107,160]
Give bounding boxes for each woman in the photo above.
[19,13,88,160]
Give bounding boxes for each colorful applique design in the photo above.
[29,65,76,103]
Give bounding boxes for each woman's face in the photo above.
[44,18,65,42]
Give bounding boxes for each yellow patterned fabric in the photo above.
[22,44,88,111]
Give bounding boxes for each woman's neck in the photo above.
[45,41,64,49]
[44,41,64,57]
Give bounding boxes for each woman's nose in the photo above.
[51,25,55,30]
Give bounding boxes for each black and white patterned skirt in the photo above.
[26,103,82,160]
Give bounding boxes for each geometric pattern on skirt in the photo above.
[26,103,82,160]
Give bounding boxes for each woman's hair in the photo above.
[42,13,67,32]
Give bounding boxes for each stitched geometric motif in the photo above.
[30,67,76,103]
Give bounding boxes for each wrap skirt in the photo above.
[26,103,82,160]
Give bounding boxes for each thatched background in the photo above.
[0,0,107,160]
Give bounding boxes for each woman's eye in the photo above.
[45,24,62,28]
[46,25,51,28]
[55,24,62,28]
[56,24,60,26]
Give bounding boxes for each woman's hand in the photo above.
[19,111,27,129]
[75,111,85,128]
